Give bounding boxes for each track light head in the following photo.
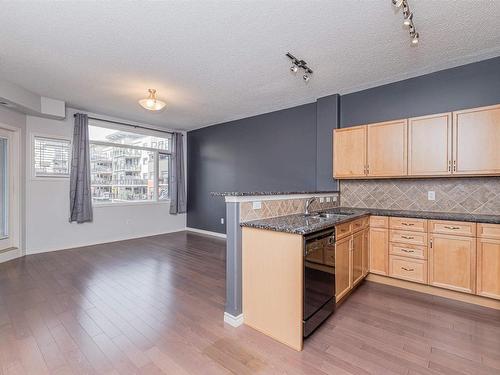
[290,65,298,73]
[392,0,404,8]
[411,32,419,44]
[403,11,413,26]
[303,74,310,82]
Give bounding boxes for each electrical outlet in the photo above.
[428,191,436,201]
[252,201,262,209]
[220,218,224,224]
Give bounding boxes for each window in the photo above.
[89,123,171,204]
[33,136,71,177]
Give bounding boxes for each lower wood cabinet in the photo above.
[476,237,500,300]
[389,255,427,284]
[335,236,352,302]
[429,233,476,294]
[362,228,369,276]
[352,230,364,287]
[369,227,389,276]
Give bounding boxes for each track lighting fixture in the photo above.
[403,11,413,26]
[286,52,313,83]
[391,0,420,45]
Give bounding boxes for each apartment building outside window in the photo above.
[88,122,172,205]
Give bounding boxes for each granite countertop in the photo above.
[211,190,339,197]
[240,207,500,235]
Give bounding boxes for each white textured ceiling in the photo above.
[1,1,500,130]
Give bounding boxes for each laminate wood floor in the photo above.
[1,231,499,374]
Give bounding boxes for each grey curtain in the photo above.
[69,113,93,223]
[169,132,186,214]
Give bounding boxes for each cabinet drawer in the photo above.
[429,220,476,237]
[336,222,352,239]
[352,217,368,233]
[389,243,427,260]
[370,216,388,228]
[390,230,428,246]
[477,223,500,240]
[390,217,427,232]
[389,256,427,284]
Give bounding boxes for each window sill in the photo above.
[93,200,170,208]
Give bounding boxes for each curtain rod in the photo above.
[73,113,176,136]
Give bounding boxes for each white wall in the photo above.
[25,108,186,254]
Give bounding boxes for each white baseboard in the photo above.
[26,228,187,255]
[0,248,22,263]
[186,227,227,239]
[224,312,243,327]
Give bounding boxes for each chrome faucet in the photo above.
[304,197,317,215]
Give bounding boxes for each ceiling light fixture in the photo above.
[138,89,166,111]
[286,52,314,83]
[392,0,420,45]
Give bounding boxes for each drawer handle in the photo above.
[401,249,415,253]
[401,235,414,239]
[340,228,347,232]
[444,226,460,230]
[402,222,415,226]
[401,267,415,272]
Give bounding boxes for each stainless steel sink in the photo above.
[318,213,340,219]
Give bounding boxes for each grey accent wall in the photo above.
[316,94,340,191]
[340,56,500,127]
[187,103,318,233]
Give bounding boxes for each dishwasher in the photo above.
[303,229,336,337]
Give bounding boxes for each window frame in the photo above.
[89,139,172,207]
[31,134,72,179]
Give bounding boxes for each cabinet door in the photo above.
[367,119,407,177]
[362,228,369,276]
[335,236,352,302]
[453,105,500,175]
[429,234,476,294]
[352,230,364,287]
[333,126,367,178]
[408,113,452,176]
[369,227,389,276]
[477,237,500,300]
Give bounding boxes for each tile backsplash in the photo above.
[340,177,500,215]
[240,195,339,222]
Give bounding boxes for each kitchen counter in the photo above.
[211,190,339,197]
[240,207,500,235]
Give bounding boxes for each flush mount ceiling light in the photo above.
[286,52,313,83]
[392,0,420,45]
[138,89,166,111]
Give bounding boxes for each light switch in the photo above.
[252,201,262,209]
[220,218,224,224]
[427,191,436,201]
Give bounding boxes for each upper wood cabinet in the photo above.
[408,113,452,176]
[367,119,407,177]
[333,126,367,178]
[333,103,500,179]
[453,104,500,175]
